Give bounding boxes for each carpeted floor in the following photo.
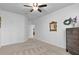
[0,39,70,55]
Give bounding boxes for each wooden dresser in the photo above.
[66,28,79,55]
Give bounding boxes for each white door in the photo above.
[28,25,35,39]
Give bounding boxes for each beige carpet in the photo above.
[0,39,70,55]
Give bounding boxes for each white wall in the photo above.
[0,9,29,46]
[24,16,30,40]
[33,4,79,48]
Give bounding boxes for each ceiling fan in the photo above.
[24,3,47,12]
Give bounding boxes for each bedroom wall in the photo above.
[0,9,29,46]
[33,4,79,48]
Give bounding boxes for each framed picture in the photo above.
[49,21,57,31]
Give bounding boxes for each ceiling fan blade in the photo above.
[36,3,38,7]
[24,5,32,7]
[38,4,47,7]
[30,9,33,12]
[38,9,42,12]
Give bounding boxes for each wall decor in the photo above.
[49,21,57,31]
[63,18,72,25]
[63,16,77,27]
[72,16,77,27]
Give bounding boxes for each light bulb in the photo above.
[32,6,38,11]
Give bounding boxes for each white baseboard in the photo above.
[35,37,66,49]
[1,40,25,47]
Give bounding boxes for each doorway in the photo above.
[28,25,35,39]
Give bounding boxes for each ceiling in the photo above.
[0,3,74,20]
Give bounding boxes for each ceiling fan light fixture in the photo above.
[32,3,38,11]
[32,6,38,11]
[24,3,47,12]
